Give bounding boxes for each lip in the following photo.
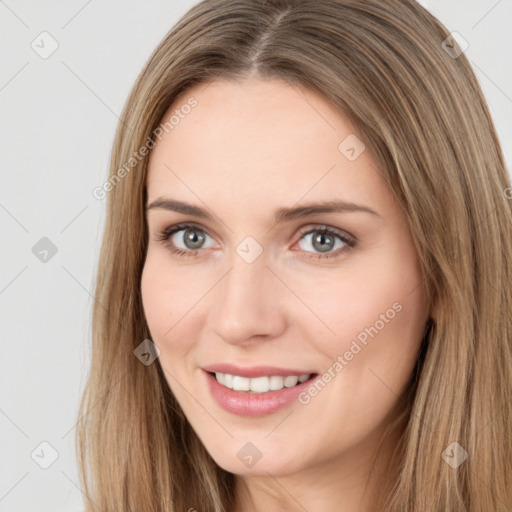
[202,363,316,378]
[203,368,318,417]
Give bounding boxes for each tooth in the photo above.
[250,376,270,393]
[216,373,310,392]
[284,376,299,387]
[224,373,233,389]
[232,376,250,391]
[269,376,285,390]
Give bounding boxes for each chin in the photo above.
[206,439,306,477]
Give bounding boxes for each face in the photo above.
[141,77,429,479]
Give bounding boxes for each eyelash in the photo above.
[154,222,356,261]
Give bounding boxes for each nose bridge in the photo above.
[208,249,285,343]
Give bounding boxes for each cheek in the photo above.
[299,244,426,393]
[140,259,194,400]
[141,251,192,326]
[141,253,218,369]
[296,284,424,452]
[140,255,190,351]
[141,258,169,337]
[296,270,418,357]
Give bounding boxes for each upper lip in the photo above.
[202,363,316,378]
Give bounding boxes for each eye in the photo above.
[154,223,215,258]
[295,225,356,260]
[154,223,356,260]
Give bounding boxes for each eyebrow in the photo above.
[146,198,381,223]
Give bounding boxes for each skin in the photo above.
[141,77,430,511]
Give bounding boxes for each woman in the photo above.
[77,1,512,510]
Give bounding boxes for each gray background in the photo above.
[1,1,511,510]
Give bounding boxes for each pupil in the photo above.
[313,232,333,253]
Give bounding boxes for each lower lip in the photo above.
[204,371,316,417]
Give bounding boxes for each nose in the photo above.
[206,252,287,345]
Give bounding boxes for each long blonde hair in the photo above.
[76,1,512,510]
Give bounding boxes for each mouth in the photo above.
[208,371,314,394]
[202,366,318,417]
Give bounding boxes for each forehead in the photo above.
[146,78,390,219]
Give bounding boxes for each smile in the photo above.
[214,372,311,393]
